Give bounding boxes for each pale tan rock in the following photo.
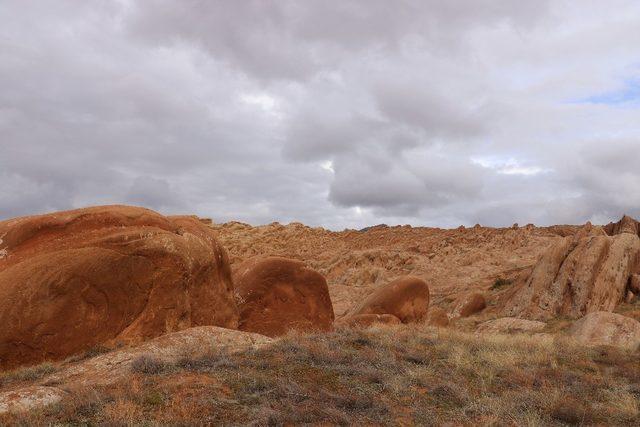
[569,312,640,350]
[0,386,64,415]
[476,317,546,334]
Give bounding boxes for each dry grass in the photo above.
[0,362,57,387]
[3,325,640,426]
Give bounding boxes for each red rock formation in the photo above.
[234,256,334,337]
[453,292,486,318]
[503,217,640,320]
[0,205,238,370]
[348,276,430,323]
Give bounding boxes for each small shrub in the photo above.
[130,355,168,375]
[491,277,512,290]
[0,362,57,385]
[65,345,111,363]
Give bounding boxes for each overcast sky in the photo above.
[2,1,640,229]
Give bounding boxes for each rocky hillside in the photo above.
[211,221,566,316]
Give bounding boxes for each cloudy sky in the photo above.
[2,1,640,229]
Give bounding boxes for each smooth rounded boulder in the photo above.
[453,292,486,318]
[234,256,335,337]
[569,311,640,350]
[0,205,238,370]
[348,276,430,323]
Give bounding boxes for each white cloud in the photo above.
[1,0,640,229]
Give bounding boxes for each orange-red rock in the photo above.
[234,256,334,337]
[0,205,238,370]
[349,276,430,323]
[453,292,486,318]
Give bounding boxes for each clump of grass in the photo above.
[64,345,111,364]
[491,277,512,290]
[0,362,57,386]
[130,355,170,375]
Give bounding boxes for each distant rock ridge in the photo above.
[503,215,640,320]
[604,214,640,237]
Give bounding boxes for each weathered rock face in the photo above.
[335,313,401,329]
[348,276,430,323]
[476,317,546,335]
[604,215,640,237]
[452,292,486,318]
[503,217,640,321]
[426,307,449,327]
[234,256,334,337]
[0,205,238,370]
[569,312,640,350]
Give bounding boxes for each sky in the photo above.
[1,1,640,230]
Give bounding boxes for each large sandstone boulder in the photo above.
[476,317,546,335]
[503,216,640,320]
[452,292,486,318]
[234,256,334,337]
[569,312,640,350]
[348,276,430,323]
[0,205,238,370]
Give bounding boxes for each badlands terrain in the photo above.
[1,205,640,425]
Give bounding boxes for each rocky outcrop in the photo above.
[426,307,449,327]
[503,217,640,321]
[452,292,486,318]
[348,276,430,323]
[604,215,639,237]
[0,205,238,370]
[234,256,334,337]
[476,317,546,334]
[569,312,640,350]
[335,313,401,329]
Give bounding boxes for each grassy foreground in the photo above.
[3,325,640,426]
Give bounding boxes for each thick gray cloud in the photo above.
[1,0,640,229]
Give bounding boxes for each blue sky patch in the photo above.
[579,79,640,105]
